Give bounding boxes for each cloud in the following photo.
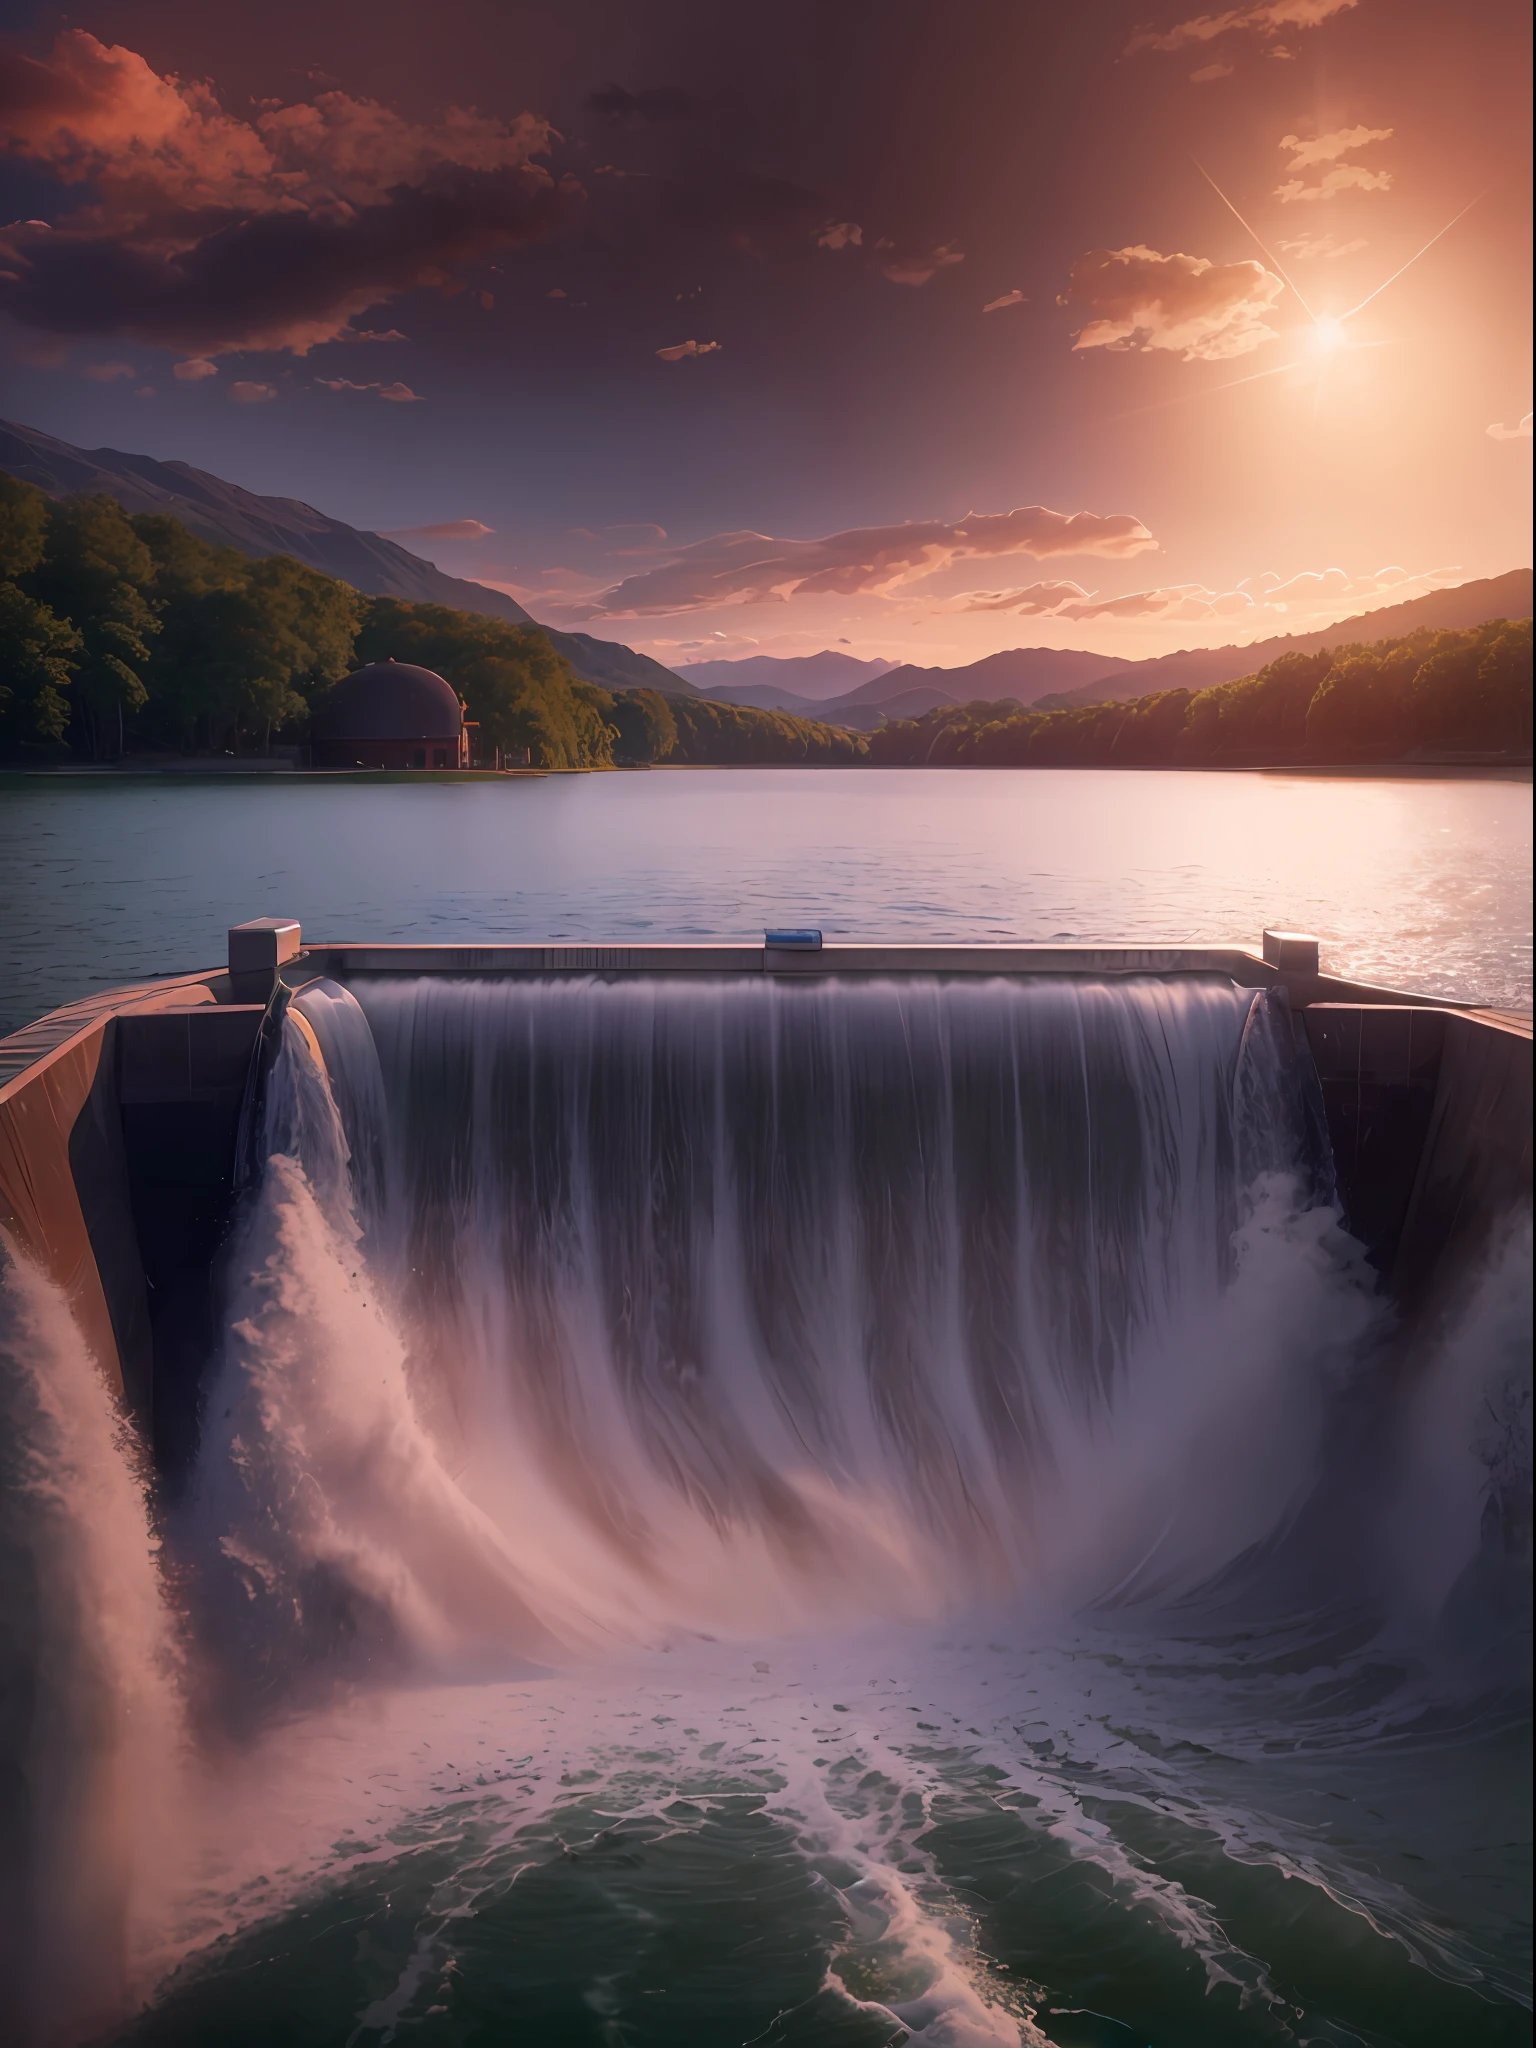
[1190,61,1235,80]
[564,506,1158,618]
[1487,413,1533,441]
[1274,123,1391,203]
[172,355,217,378]
[1279,124,1392,169]
[381,518,493,540]
[943,563,1463,624]
[83,359,133,379]
[0,31,574,354]
[817,221,862,250]
[882,244,963,286]
[1275,231,1368,259]
[656,338,720,359]
[230,379,276,403]
[1126,0,1356,56]
[315,375,423,399]
[946,580,1094,613]
[983,289,1026,312]
[1275,162,1392,202]
[588,84,696,121]
[1061,244,1284,361]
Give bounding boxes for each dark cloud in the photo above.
[0,30,573,353]
[0,166,575,355]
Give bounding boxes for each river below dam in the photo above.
[0,768,1530,2048]
[0,766,1531,1033]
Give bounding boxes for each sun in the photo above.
[1310,315,1348,355]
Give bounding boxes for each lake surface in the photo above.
[0,765,1530,1034]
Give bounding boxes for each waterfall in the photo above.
[187,973,1385,1681]
[0,1238,185,2043]
[2,969,1528,2045]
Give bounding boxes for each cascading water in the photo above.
[192,974,1363,1673]
[4,973,1529,2045]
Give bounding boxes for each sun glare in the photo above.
[1311,315,1348,355]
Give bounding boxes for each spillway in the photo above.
[0,927,1529,2045]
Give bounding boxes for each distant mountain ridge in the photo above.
[1025,572,1534,709]
[712,579,1534,731]
[677,651,898,703]
[0,417,688,697]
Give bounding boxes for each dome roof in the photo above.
[313,660,464,740]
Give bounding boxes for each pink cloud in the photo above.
[172,356,217,379]
[230,380,277,403]
[1061,244,1284,361]
[1189,61,1235,81]
[0,31,572,355]
[817,221,863,250]
[656,339,720,360]
[1279,123,1392,169]
[564,507,1158,619]
[1487,413,1533,441]
[983,289,1026,312]
[1126,0,1356,56]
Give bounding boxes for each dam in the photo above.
[0,923,1530,2045]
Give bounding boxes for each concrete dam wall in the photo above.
[0,922,1530,1473]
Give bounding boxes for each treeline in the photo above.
[868,621,1532,768]
[0,471,868,770]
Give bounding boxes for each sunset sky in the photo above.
[1,0,1530,667]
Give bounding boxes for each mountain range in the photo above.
[676,651,898,703]
[0,417,689,696]
[677,575,1533,728]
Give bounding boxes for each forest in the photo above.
[0,475,858,769]
[867,621,1532,767]
[1,471,1529,771]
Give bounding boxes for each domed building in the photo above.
[310,658,475,770]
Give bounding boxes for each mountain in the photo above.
[677,650,898,701]
[0,416,688,696]
[1028,571,1535,711]
[855,646,1137,712]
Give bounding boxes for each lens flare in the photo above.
[1311,315,1348,355]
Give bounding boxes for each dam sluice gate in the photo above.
[0,924,1529,2044]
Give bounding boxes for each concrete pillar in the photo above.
[228,918,302,1004]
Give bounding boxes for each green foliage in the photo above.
[869,618,1533,768]
[0,473,52,581]
[28,495,159,758]
[664,695,868,764]
[0,582,79,747]
[607,687,678,764]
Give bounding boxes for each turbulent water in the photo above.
[1,974,1530,2045]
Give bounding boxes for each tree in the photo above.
[29,495,159,760]
[0,582,79,748]
[0,473,51,580]
[607,688,678,763]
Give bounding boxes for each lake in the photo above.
[0,765,1530,1034]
